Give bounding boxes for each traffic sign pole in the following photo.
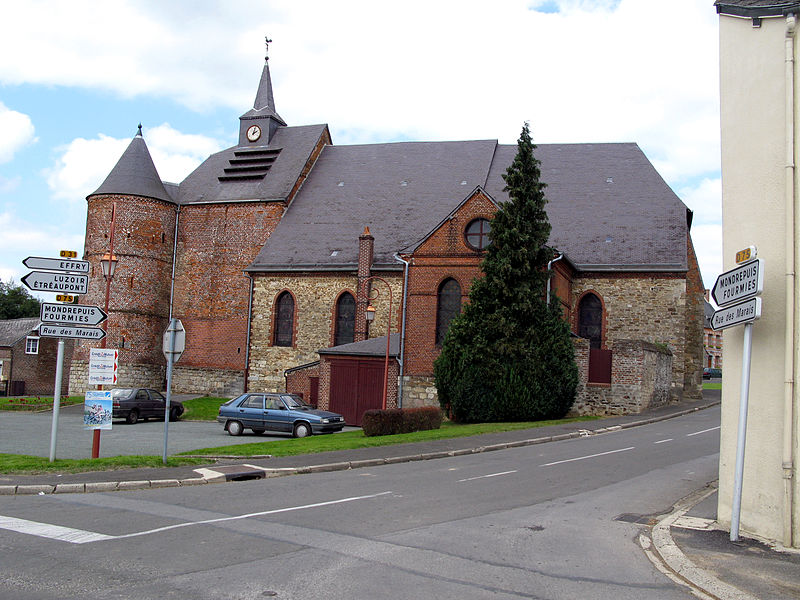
[48,339,65,463]
[731,322,754,542]
[163,318,178,464]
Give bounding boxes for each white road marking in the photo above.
[686,426,720,437]
[654,438,673,444]
[540,446,635,467]
[458,470,517,483]
[0,491,393,545]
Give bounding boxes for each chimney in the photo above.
[355,227,374,342]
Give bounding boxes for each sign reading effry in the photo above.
[40,303,107,326]
[89,348,118,385]
[23,256,90,273]
[711,258,764,307]
[39,324,105,340]
[22,271,88,295]
[711,297,762,331]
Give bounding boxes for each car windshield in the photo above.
[111,389,134,398]
[281,395,310,410]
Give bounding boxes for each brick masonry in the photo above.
[3,336,73,396]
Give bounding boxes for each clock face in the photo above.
[246,125,262,142]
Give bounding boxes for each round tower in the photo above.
[68,126,178,393]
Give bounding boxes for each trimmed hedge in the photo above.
[362,407,443,437]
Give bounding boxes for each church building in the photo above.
[68,50,705,420]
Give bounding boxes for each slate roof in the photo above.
[704,300,716,328]
[248,140,689,273]
[0,318,39,347]
[89,130,174,204]
[715,0,800,16]
[318,333,400,357]
[177,123,328,204]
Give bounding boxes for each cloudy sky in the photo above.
[0,0,722,300]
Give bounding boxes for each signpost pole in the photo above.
[162,318,176,465]
[48,338,65,462]
[731,321,754,541]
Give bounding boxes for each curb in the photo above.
[0,401,720,495]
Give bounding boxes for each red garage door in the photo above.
[329,359,385,426]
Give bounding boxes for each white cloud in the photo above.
[0,175,21,194]
[680,177,722,226]
[0,102,35,163]
[44,126,223,201]
[692,223,722,291]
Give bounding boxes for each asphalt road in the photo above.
[0,403,353,459]
[0,405,721,599]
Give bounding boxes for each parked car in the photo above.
[111,388,184,424]
[703,367,722,379]
[217,392,345,437]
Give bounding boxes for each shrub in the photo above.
[362,406,443,437]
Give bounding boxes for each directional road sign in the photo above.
[41,303,106,326]
[162,319,186,364]
[711,297,762,331]
[711,258,764,307]
[39,324,105,340]
[89,348,118,385]
[22,271,88,295]
[23,256,89,273]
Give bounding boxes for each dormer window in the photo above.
[465,218,491,251]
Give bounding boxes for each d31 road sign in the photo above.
[711,258,764,307]
[711,297,762,331]
[22,271,88,295]
[41,303,107,326]
[23,256,89,273]
[39,324,105,340]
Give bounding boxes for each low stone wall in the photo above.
[400,375,438,409]
[171,366,244,397]
[68,360,166,394]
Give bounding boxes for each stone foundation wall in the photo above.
[400,375,438,409]
[171,366,244,397]
[69,360,165,394]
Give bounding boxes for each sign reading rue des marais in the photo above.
[39,324,106,340]
[711,297,762,331]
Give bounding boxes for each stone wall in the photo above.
[69,360,165,393]
[248,271,403,392]
[401,375,438,408]
[171,366,244,397]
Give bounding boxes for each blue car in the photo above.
[217,393,345,437]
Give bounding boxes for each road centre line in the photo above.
[458,470,518,482]
[540,446,635,467]
[686,426,720,437]
[0,491,393,545]
[654,439,673,444]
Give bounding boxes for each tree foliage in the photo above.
[0,279,41,320]
[434,123,578,422]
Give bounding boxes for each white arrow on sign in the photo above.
[40,303,107,326]
[22,271,88,295]
[711,297,762,331]
[711,258,764,307]
[23,256,90,273]
[39,324,106,340]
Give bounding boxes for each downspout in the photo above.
[393,253,410,408]
[244,272,254,393]
[546,253,564,305]
[785,12,797,549]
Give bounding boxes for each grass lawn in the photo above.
[181,415,601,458]
[0,453,209,475]
[182,396,230,420]
[703,382,721,390]
[0,396,84,411]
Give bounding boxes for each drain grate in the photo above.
[615,513,658,525]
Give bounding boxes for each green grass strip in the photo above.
[0,453,209,475]
[181,416,600,458]
[0,396,84,411]
[703,382,721,390]
[181,396,230,421]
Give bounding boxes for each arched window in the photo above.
[274,292,295,347]
[334,292,356,346]
[578,293,603,349]
[436,278,462,346]
[465,218,491,250]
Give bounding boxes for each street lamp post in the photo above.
[362,276,392,410]
[93,203,117,459]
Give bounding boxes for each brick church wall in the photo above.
[248,272,403,392]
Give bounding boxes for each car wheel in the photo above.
[252,428,265,435]
[169,407,180,422]
[293,422,311,438]
[227,420,243,436]
[126,409,139,425]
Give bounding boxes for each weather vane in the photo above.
[265,36,272,61]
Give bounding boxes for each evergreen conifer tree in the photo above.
[434,123,578,422]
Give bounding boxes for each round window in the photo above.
[465,218,491,250]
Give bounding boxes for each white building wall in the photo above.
[718,12,800,545]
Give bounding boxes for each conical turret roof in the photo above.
[89,126,174,203]
[240,58,286,125]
